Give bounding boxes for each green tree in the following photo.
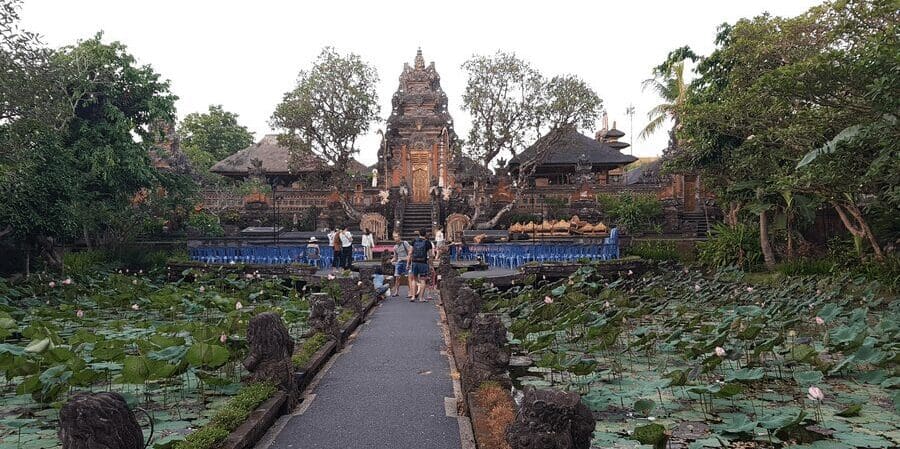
[672,0,898,266]
[178,104,254,174]
[271,47,380,181]
[639,46,697,155]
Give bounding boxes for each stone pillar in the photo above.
[506,388,595,449]
[308,293,340,340]
[58,392,143,449]
[244,312,298,408]
[446,285,480,331]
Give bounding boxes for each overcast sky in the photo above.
[22,0,821,165]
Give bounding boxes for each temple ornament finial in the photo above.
[415,47,425,70]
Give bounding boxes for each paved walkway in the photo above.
[260,287,462,449]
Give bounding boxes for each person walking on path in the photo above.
[339,226,354,269]
[408,228,433,302]
[390,233,412,298]
[361,228,375,261]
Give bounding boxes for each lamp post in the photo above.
[626,105,635,156]
[270,178,278,246]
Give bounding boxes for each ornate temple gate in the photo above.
[683,175,698,212]
[410,151,430,203]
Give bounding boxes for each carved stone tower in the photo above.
[380,48,457,203]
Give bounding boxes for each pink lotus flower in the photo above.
[627,270,633,276]
[604,301,611,308]
[63,278,73,285]
[327,274,336,280]
[131,304,140,311]
[132,279,138,285]
[357,281,363,286]
[816,289,822,295]
[746,287,754,293]
[543,296,554,304]
[138,270,143,274]
[807,386,824,401]
[715,347,726,357]
[694,284,701,291]
[199,286,206,293]
[245,273,254,279]
[219,333,227,344]
[815,316,825,325]
[76,309,84,318]
[235,301,244,310]
[48,281,56,288]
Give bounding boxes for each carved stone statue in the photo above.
[506,388,595,449]
[243,312,298,408]
[446,285,481,331]
[462,313,511,395]
[58,392,143,449]
[308,293,340,340]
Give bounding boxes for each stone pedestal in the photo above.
[506,388,595,449]
[58,392,143,449]
[244,312,298,409]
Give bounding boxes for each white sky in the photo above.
[22,0,821,165]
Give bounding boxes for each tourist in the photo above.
[372,267,390,300]
[326,228,339,269]
[340,226,354,269]
[390,233,412,298]
[305,236,321,268]
[409,228,433,302]
[361,228,374,260]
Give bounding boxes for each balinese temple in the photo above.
[209,134,368,186]
[508,119,637,186]
[379,49,462,203]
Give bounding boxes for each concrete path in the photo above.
[260,287,462,449]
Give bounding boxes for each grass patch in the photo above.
[292,333,329,369]
[174,381,276,449]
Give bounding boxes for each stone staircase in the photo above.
[680,211,711,238]
[401,203,433,241]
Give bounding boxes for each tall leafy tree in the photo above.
[178,104,254,174]
[271,47,380,179]
[639,46,697,155]
[462,58,605,228]
[460,51,544,168]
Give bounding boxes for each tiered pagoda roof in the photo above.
[509,126,637,169]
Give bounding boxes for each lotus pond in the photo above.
[478,263,899,448]
[0,269,332,449]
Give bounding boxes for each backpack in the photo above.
[411,238,430,262]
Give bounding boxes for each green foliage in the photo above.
[697,223,760,270]
[626,241,681,262]
[187,213,225,237]
[292,332,329,368]
[775,258,837,277]
[174,425,230,449]
[178,104,254,173]
[271,47,380,183]
[595,192,663,233]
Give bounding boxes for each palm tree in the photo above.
[639,60,689,155]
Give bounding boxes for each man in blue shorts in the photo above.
[408,228,433,302]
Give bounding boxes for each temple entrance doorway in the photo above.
[410,151,430,203]
[412,168,429,203]
[684,175,697,212]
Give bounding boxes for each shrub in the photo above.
[626,241,680,262]
[187,212,224,237]
[697,223,761,270]
[292,332,329,368]
[63,250,114,276]
[596,193,663,233]
[775,258,837,276]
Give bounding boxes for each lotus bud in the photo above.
[131,304,140,311]
[815,316,825,325]
[48,281,56,288]
[76,309,84,318]
[63,278,73,285]
[235,301,244,310]
[219,333,227,344]
[746,287,754,293]
[715,347,726,357]
[199,286,206,293]
[807,386,824,401]
[543,296,553,304]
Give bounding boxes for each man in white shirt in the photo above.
[340,227,353,269]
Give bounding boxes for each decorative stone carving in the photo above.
[308,293,340,340]
[462,313,511,395]
[360,213,388,241]
[447,285,481,331]
[506,388,595,449]
[244,312,298,408]
[334,277,363,315]
[58,392,143,449]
